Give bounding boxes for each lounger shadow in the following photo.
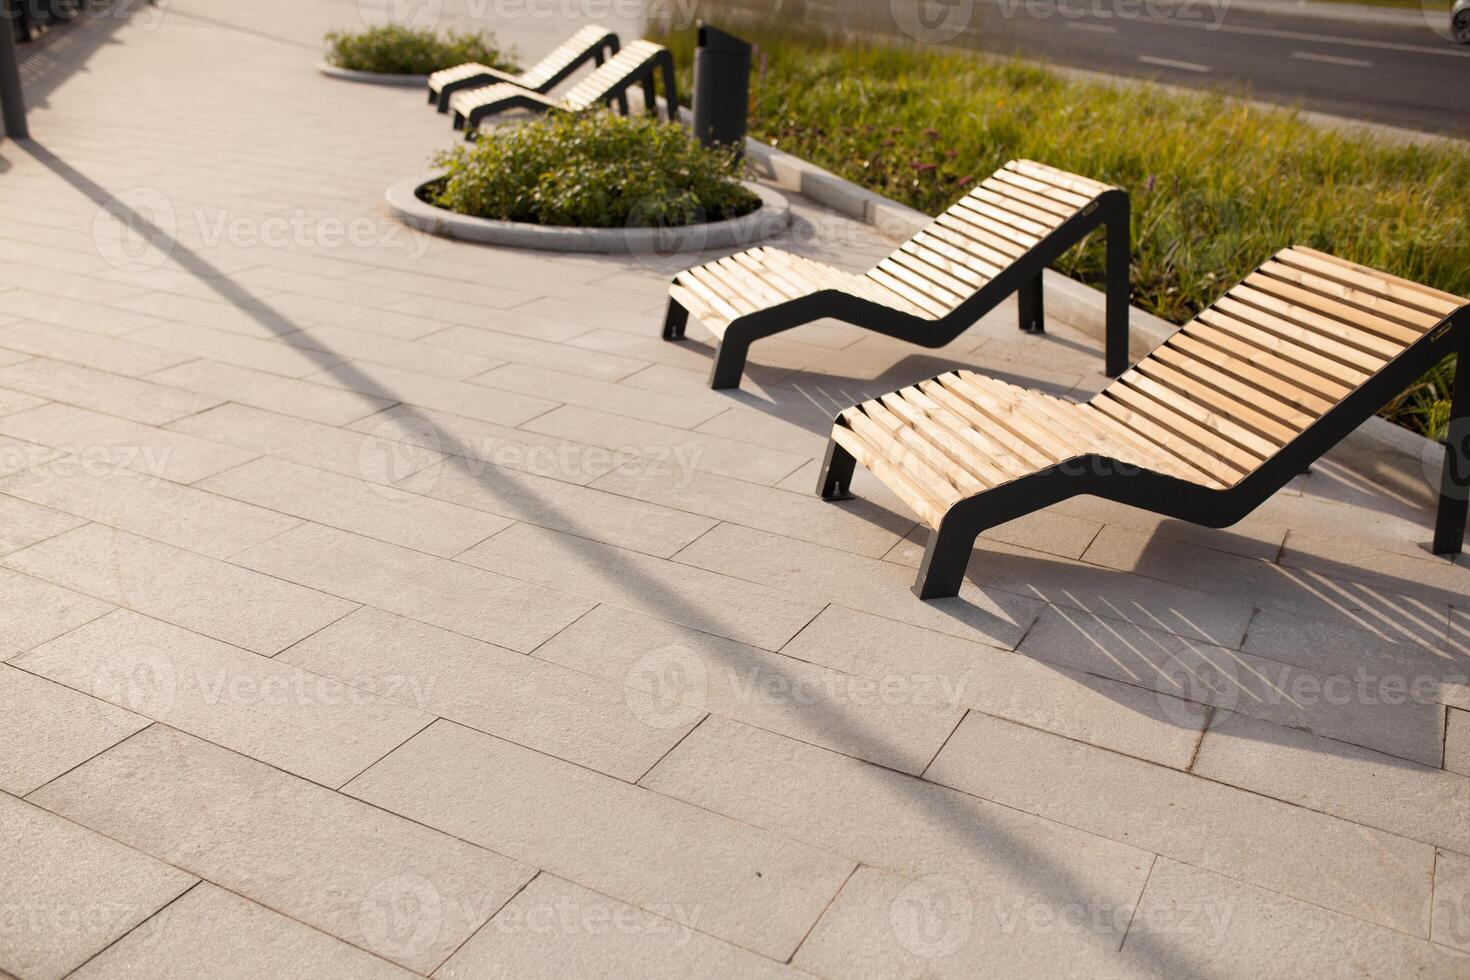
[816,246,1469,599]
[428,25,621,112]
[661,160,1131,389]
[448,40,678,135]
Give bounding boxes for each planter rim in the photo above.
[318,63,429,87]
[385,173,792,255]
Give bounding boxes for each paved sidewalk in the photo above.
[0,2,1468,978]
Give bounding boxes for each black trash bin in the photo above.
[691,24,751,156]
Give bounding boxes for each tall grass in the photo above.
[653,26,1466,438]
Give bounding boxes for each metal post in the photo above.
[1433,340,1469,555]
[0,1,28,140]
[691,24,750,153]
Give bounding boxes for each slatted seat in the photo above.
[447,40,677,135]
[817,246,1470,598]
[663,160,1131,388]
[427,25,620,112]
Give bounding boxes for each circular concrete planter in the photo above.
[318,63,428,87]
[385,172,792,255]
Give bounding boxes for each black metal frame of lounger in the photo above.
[451,49,679,135]
[817,307,1470,600]
[429,29,621,111]
[662,189,1132,389]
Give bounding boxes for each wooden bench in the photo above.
[447,40,677,136]
[427,25,621,112]
[815,246,1470,598]
[662,160,1131,388]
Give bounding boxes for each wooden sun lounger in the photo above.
[427,25,621,112]
[447,40,678,136]
[815,246,1470,598]
[661,160,1131,389]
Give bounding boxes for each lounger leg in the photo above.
[708,337,750,390]
[1105,203,1131,377]
[616,91,631,116]
[1433,347,1469,555]
[817,439,856,501]
[641,78,657,117]
[1018,273,1044,334]
[913,520,974,600]
[661,299,688,341]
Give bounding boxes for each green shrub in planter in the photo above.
[429,112,761,229]
[324,25,517,75]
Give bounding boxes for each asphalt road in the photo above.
[926,0,1470,136]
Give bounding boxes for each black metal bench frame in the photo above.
[429,29,620,112]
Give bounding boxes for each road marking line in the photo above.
[1064,21,1117,34]
[1290,50,1374,68]
[1138,55,1211,72]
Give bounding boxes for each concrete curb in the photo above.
[1221,0,1449,29]
[741,136,1446,505]
[385,173,791,255]
[318,64,428,87]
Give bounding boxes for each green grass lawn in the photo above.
[653,26,1466,438]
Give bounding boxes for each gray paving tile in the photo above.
[349,404,625,486]
[128,321,346,378]
[32,726,532,974]
[0,290,166,336]
[592,463,914,559]
[234,522,591,653]
[424,324,647,382]
[537,604,962,774]
[167,403,445,485]
[0,403,257,484]
[306,361,555,427]
[0,791,195,980]
[524,404,807,487]
[346,720,854,961]
[0,319,191,376]
[458,523,823,651]
[1125,858,1468,979]
[0,492,87,556]
[0,358,221,426]
[438,873,808,980]
[148,361,390,427]
[288,323,502,380]
[1194,710,1467,851]
[0,664,146,796]
[1447,708,1470,778]
[0,460,299,559]
[69,883,419,980]
[280,607,687,782]
[17,610,431,787]
[5,525,355,656]
[0,567,113,661]
[197,455,510,558]
[785,607,1207,769]
[924,710,1434,935]
[1019,604,1444,765]
[1433,849,1470,954]
[672,522,1045,650]
[398,458,715,559]
[471,363,724,429]
[1083,525,1453,651]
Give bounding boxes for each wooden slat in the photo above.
[963,192,1054,240]
[832,424,949,528]
[1084,396,1245,487]
[865,268,949,319]
[1255,262,1434,339]
[948,200,1043,251]
[1284,246,1464,316]
[915,379,1054,472]
[1134,357,1303,447]
[1213,295,1390,373]
[988,167,1093,211]
[1007,160,1111,199]
[1183,314,1359,400]
[1109,372,1276,464]
[1239,275,1418,353]
[899,387,1033,484]
[844,407,964,506]
[874,395,994,494]
[945,373,1086,463]
[1164,332,1336,417]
